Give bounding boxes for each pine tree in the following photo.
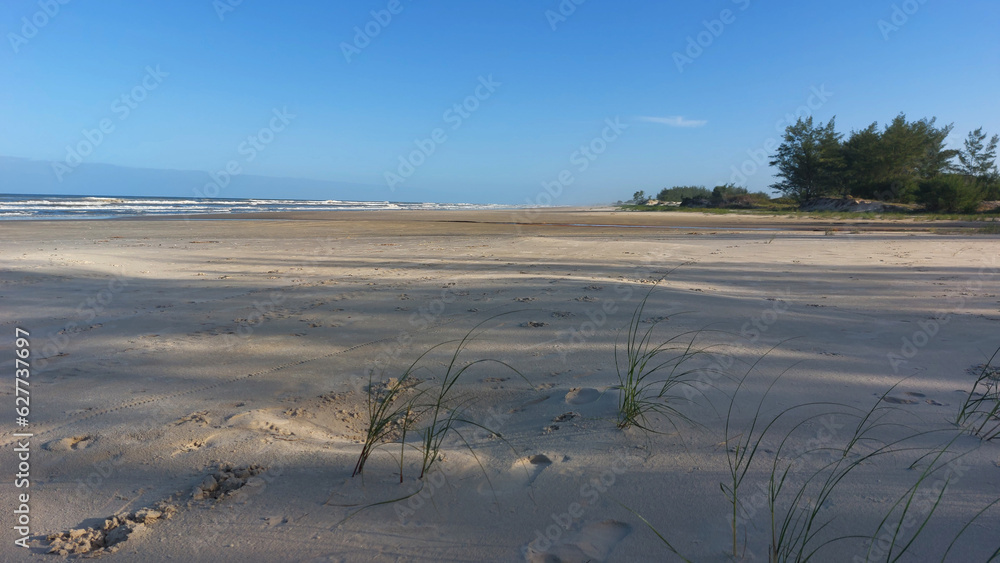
[958,128,999,178]
[769,117,843,202]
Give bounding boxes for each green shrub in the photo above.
[657,186,711,202]
[854,179,919,203]
[710,184,748,205]
[979,174,999,201]
[706,185,773,208]
[770,196,798,206]
[917,175,984,213]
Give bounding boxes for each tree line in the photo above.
[626,116,997,213]
[771,114,999,212]
[632,185,771,208]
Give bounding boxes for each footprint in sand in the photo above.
[43,435,93,452]
[482,454,554,496]
[526,519,631,563]
[882,396,920,405]
[513,454,553,487]
[511,395,551,413]
[565,388,600,405]
[173,440,209,455]
[883,391,941,405]
[898,391,945,406]
[175,411,211,426]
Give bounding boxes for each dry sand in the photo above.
[1,208,998,561]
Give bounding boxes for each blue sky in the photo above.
[1,0,998,204]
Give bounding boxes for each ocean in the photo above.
[0,194,518,220]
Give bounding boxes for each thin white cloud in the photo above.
[639,115,707,128]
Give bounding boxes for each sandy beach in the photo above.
[2,208,998,561]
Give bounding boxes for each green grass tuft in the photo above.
[614,281,717,432]
[352,371,422,481]
[352,314,529,483]
[955,347,1000,441]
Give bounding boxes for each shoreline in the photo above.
[1,207,994,234]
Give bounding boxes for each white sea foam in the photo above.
[0,195,524,220]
